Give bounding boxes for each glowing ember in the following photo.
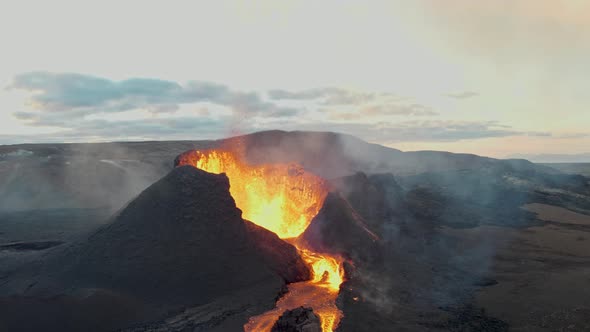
[177,149,345,331]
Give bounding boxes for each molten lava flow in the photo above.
[178,150,325,238]
[177,149,345,331]
[243,281,342,332]
[299,249,343,291]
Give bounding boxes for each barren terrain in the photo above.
[0,131,589,331]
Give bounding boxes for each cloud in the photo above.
[445,91,479,99]
[2,116,236,143]
[278,120,550,143]
[4,72,552,146]
[383,120,550,142]
[362,104,439,117]
[508,152,590,163]
[557,133,590,139]
[268,87,376,105]
[433,1,590,28]
[7,72,302,142]
[10,72,297,118]
[268,88,333,100]
[270,87,439,121]
[70,116,230,138]
[326,104,438,120]
[3,113,551,145]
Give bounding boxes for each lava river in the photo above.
[177,150,345,331]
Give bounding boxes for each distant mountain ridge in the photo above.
[0,130,566,212]
[508,152,590,163]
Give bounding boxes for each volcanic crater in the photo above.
[175,148,350,331]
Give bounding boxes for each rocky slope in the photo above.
[1,130,589,331]
[0,166,309,331]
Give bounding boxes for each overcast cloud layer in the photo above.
[0,0,588,158]
[3,71,553,147]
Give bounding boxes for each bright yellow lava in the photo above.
[179,150,325,238]
[299,249,344,291]
[177,149,345,331]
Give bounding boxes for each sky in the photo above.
[0,0,589,160]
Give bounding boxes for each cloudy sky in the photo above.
[1,0,588,159]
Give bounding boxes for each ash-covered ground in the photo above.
[1,130,589,331]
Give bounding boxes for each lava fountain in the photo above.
[176,149,345,331]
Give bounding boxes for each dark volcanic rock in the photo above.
[300,192,381,263]
[328,172,405,237]
[0,240,63,251]
[244,221,310,285]
[329,172,385,234]
[437,305,509,332]
[271,307,321,332]
[0,165,309,331]
[405,186,447,220]
[473,277,498,287]
[57,165,309,303]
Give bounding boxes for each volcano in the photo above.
[59,165,311,300]
[176,148,346,331]
[0,166,310,331]
[1,130,589,331]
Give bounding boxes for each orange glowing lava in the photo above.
[177,149,345,331]
[177,150,326,238]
